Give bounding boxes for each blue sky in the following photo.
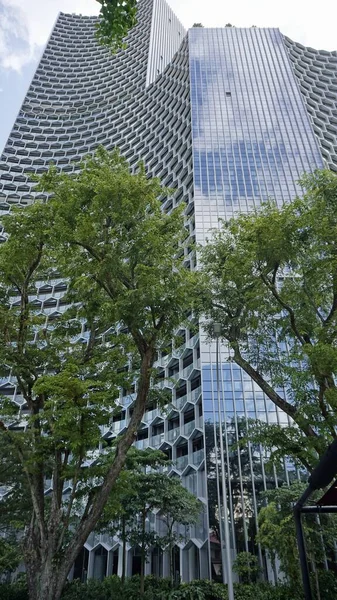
[1,0,337,154]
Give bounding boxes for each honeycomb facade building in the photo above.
[1,0,337,583]
[284,36,337,171]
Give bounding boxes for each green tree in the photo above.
[257,483,337,594]
[0,539,21,582]
[0,428,29,580]
[98,448,169,585]
[0,202,131,600]
[233,551,260,584]
[158,477,201,584]
[96,0,138,52]
[123,472,166,595]
[107,472,201,594]
[0,148,196,600]
[200,170,337,471]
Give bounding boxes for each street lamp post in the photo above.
[214,322,235,600]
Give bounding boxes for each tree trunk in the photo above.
[169,542,173,586]
[23,346,155,600]
[168,522,175,586]
[122,516,126,584]
[140,508,146,596]
[24,519,69,600]
[25,557,68,600]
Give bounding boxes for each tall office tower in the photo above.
[1,0,337,583]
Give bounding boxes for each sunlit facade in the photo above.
[1,0,337,583]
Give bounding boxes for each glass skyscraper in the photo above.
[1,0,337,583]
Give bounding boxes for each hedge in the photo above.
[0,572,336,600]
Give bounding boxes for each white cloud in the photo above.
[0,0,99,72]
[0,0,335,74]
[0,1,34,71]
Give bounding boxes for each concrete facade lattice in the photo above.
[1,0,337,584]
[284,37,337,172]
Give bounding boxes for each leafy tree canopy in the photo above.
[96,0,138,52]
[200,170,337,472]
[257,483,337,590]
[0,147,197,600]
[102,469,201,592]
[232,551,260,584]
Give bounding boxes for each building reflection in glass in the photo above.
[189,26,323,579]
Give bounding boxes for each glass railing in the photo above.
[182,364,193,378]
[192,449,204,465]
[167,427,180,442]
[172,342,186,358]
[156,377,176,390]
[142,408,161,423]
[150,432,165,447]
[187,333,199,348]
[121,393,136,406]
[183,420,196,436]
[110,419,126,433]
[175,455,189,470]
[192,386,202,402]
[134,438,150,449]
[174,394,187,410]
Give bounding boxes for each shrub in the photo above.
[233,582,302,600]
[233,552,260,584]
[169,580,227,600]
[1,573,336,600]
[311,570,337,600]
[62,575,172,600]
[0,581,28,600]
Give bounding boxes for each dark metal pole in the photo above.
[301,506,337,513]
[294,485,314,600]
[293,441,337,599]
[294,506,312,600]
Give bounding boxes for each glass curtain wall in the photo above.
[189,26,324,580]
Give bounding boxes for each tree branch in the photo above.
[25,242,44,284]
[14,441,46,544]
[231,342,318,440]
[61,343,156,574]
[302,281,325,324]
[70,240,102,262]
[317,380,337,439]
[324,272,337,326]
[259,271,310,346]
[271,263,279,285]
[84,320,96,363]
[58,453,84,551]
